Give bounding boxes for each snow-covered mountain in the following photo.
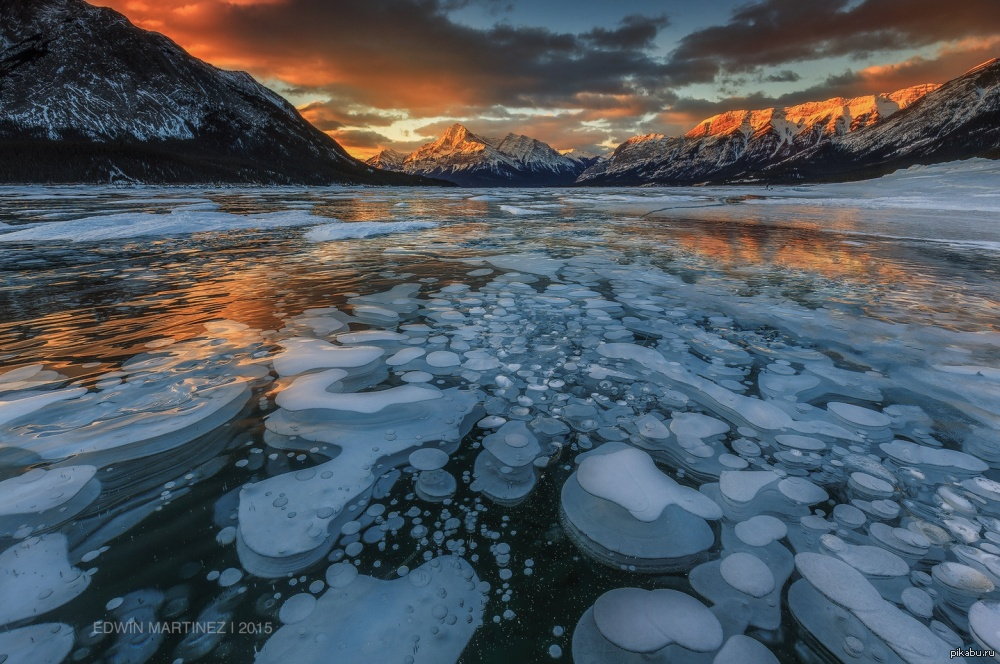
[577,83,945,185]
[0,0,436,185]
[560,149,606,169]
[365,149,407,171]
[369,124,588,186]
[773,58,1000,181]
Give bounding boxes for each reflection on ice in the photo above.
[2,170,1000,663]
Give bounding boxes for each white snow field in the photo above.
[1,160,1000,662]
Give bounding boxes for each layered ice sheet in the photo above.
[0,208,324,242]
[2,170,1000,663]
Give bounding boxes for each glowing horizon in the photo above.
[90,0,1000,160]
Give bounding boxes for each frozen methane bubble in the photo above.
[386,347,425,366]
[880,440,988,479]
[0,534,91,626]
[426,351,461,368]
[596,343,794,432]
[572,588,723,663]
[473,420,543,504]
[257,557,486,664]
[792,552,961,663]
[414,450,458,502]
[719,552,775,598]
[0,465,97,516]
[827,401,892,428]
[562,443,722,571]
[240,375,478,576]
[576,444,722,522]
[968,600,1000,654]
[712,635,779,664]
[278,593,317,624]
[0,623,75,664]
[734,515,787,547]
[0,322,262,465]
[409,448,449,471]
[709,470,828,521]
[902,587,934,619]
[0,465,100,536]
[932,562,995,596]
[272,338,384,377]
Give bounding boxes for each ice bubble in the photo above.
[386,348,426,366]
[0,465,98,516]
[409,448,449,471]
[402,371,434,383]
[258,557,486,664]
[0,386,88,427]
[576,444,722,522]
[902,587,934,619]
[273,339,384,377]
[734,515,787,547]
[826,402,892,428]
[712,635,779,664]
[819,534,909,579]
[932,562,995,596]
[880,440,988,476]
[562,443,721,570]
[240,384,478,576]
[277,372,441,413]
[426,351,461,368]
[0,623,74,664]
[325,563,358,588]
[969,600,1000,654]
[670,412,729,443]
[719,471,782,504]
[0,534,90,626]
[415,469,458,501]
[720,552,775,598]
[794,552,884,613]
[590,588,723,654]
[278,593,317,624]
[793,552,957,663]
[219,568,244,587]
[216,526,237,546]
[0,340,254,464]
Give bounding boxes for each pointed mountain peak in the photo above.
[365,149,407,171]
[439,123,476,144]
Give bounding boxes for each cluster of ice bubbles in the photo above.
[3,249,1000,662]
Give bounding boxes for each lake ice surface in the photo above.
[1,160,1000,662]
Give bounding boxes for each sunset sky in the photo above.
[90,0,1000,159]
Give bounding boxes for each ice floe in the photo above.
[257,557,486,664]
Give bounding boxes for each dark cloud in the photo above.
[760,69,801,83]
[583,14,669,50]
[97,0,674,115]
[298,99,403,131]
[665,0,1000,84]
[327,129,396,151]
[93,0,999,157]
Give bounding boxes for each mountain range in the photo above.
[1,0,997,186]
[579,61,1000,185]
[366,61,999,187]
[366,124,601,187]
[0,0,438,185]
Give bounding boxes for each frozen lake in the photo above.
[1,160,1000,663]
